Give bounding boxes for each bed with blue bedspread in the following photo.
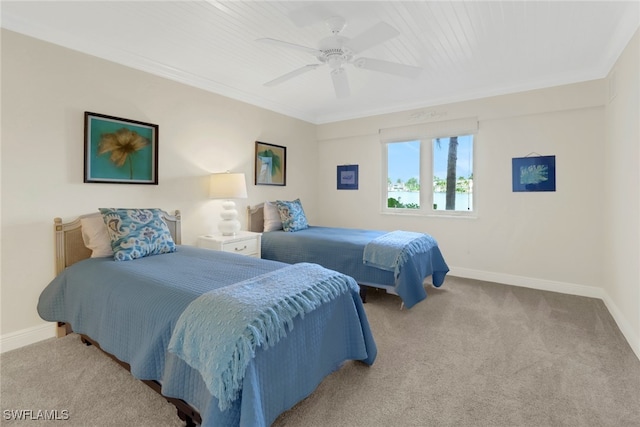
[248,204,450,309]
[38,210,376,427]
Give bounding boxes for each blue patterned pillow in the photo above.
[275,199,309,232]
[99,208,177,261]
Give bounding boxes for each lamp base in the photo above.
[218,200,241,236]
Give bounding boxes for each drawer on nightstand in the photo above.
[223,239,258,255]
[197,232,262,258]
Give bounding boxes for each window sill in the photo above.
[381,210,477,219]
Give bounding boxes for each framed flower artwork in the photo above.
[84,112,159,184]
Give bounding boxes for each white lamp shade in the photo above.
[209,172,248,199]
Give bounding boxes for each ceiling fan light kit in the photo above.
[331,67,350,98]
[258,15,422,98]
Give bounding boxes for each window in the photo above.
[381,118,478,216]
[432,135,473,212]
[387,140,421,209]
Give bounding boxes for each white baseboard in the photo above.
[448,267,605,298]
[600,292,640,361]
[448,267,639,361]
[0,322,56,353]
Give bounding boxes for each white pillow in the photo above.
[263,201,283,232]
[80,215,114,258]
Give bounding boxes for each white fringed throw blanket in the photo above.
[168,262,358,411]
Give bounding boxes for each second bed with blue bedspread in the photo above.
[260,226,449,308]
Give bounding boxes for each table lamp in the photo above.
[209,172,248,236]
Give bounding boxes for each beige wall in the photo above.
[604,29,640,355]
[0,30,317,341]
[316,81,605,291]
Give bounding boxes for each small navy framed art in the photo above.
[337,165,358,190]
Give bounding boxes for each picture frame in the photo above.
[337,165,359,190]
[84,112,158,184]
[255,141,286,186]
[512,155,556,192]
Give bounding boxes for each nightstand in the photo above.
[197,231,262,258]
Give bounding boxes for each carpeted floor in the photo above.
[2,276,639,426]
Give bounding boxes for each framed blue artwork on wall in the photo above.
[337,165,358,190]
[512,155,556,192]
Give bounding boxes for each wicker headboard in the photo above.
[54,210,182,275]
[247,203,264,233]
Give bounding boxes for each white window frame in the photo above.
[380,117,478,218]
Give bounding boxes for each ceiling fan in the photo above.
[257,16,422,99]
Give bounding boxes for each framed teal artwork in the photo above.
[255,141,286,186]
[84,112,158,184]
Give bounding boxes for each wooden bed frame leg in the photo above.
[56,322,72,337]
[177,409,196,427]
[359,286,367,303]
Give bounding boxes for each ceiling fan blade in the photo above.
[353,57,422,79]
[288,4,335,27]
[345,22,400,54]
[256,38,321,55]
[331,68,350,98]
[264,64,322,87]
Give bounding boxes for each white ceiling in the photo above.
[2,1,639,124]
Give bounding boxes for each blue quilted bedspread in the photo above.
[38,246,376,426]
[261,226,449,308]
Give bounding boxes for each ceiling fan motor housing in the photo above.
[317,35,352,69]
[325,16,347,34]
